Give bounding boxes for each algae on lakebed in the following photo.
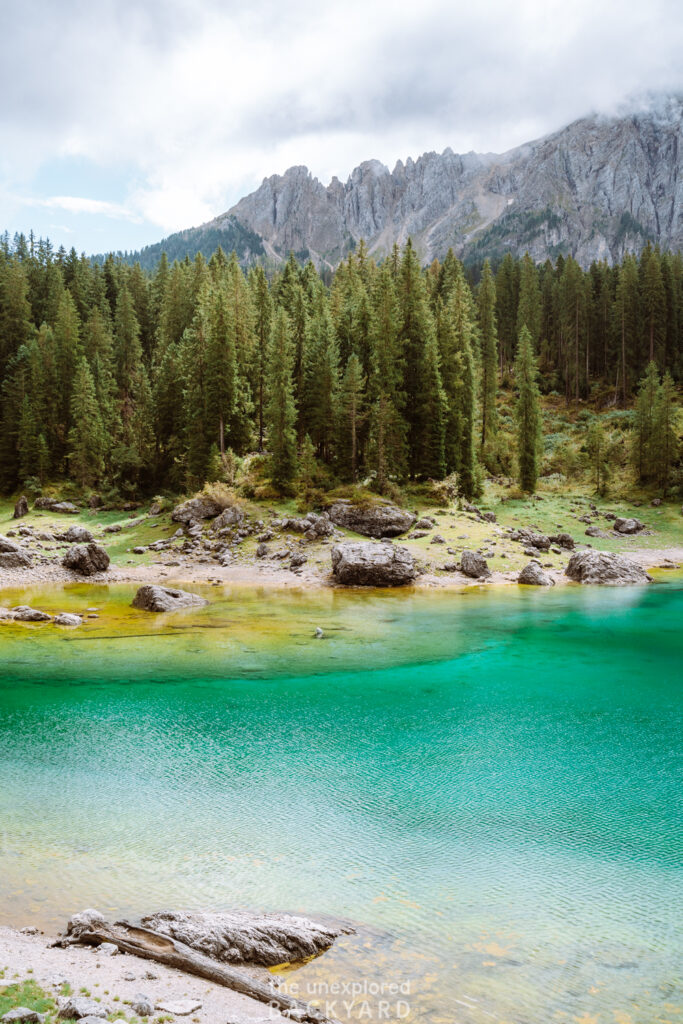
[0,581,681,1024]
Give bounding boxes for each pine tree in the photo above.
[477,259,498,448]
[652,371,679,489]
[266,309,298,490]
[514,326,542,492]
[68,357,105,487]
[641,247,666,366]
[249,265,272,449]
[17,395,40,482]
[368,262,407,489]
[632,361,659,482]
[301,300,338,460]
[516,252,541,349]
[613,255,639,402]
[586,417,610,495]
[495,253,518,370]
[114,285,142,394]
[337,353,366,481]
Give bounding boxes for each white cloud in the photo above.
[1,0,682,242]
[26,196,140,220]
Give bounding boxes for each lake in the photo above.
[0,581,681,1023]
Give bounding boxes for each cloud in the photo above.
[24,196,141,220]
[1,0,681,247]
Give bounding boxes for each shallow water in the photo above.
[0,581,681,1023]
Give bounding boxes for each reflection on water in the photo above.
[0,582,681,1023]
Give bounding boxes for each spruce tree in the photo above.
[368,263,407,489]
[514,326,542,492]
[633,361,659,482]
[68,357,105,487]
[301,300,338,460]
[337,353,366,481]
[249,265,272,449]
[652,371,679,489]
[477,259,498,448]
[586,417,610,495]
[266,309,298,490]
[516,252,541,349]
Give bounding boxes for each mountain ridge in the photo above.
[123,96,683,270]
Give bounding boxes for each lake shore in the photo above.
[0,543,682,595]
[0,923,293,1023]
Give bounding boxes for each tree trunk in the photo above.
[63,919,338,1024]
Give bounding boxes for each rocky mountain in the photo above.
[130,96,683,270]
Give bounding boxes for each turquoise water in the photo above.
[0,582,681,1023]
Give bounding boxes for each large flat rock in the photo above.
[331,541,417,586]
[142,909,351,967]
[328,501,415,538]
[132,585,208,612]
[565,550,652,585]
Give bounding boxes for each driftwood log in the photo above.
[58,913,339,1024]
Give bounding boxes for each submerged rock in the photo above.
[10,606,51,622]
[565,550,652,585]
[13,496,29,519]
[63,543,110,576]
[54,613,82,626]
[328,500,415,538]
[518,561,554,586]
[143,908,352,967]
[460,550,491,578]
[132,585,208,612]
[331,541,417,586]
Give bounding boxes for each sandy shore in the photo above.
[0,924,291,1023]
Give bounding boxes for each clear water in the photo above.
[0,581,681,1023]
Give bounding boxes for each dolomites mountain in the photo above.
[134,97,683,269]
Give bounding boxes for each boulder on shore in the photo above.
[613,517,644,534]
[171,496,223,523]
[328,500,416,538]
[64,525,94,543]
[518,561,554,586]
[549,532,574,550]
[63,543,110,576]
[142,909,352,968]
[13,495,29,519]
[510,527,551,551]
[0,535,22,553]
[132,585,208,612]
[0,549,32,569]
[565,550,652,585]
[11,606,51,622]
[460,550,491,578]
[331,541,417,586]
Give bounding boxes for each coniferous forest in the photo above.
[0,231,681,503]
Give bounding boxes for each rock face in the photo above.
[518,561,554,586]
[132,585,209,612]
[171,497,223,523]
[328,500,415,538]
[565,550,652,585]
[13,495,29,519]
[144,98,683,270]
[331,541,417,586]
[460,550,491,578]
[142,909,350,968]
[63,543,110,576]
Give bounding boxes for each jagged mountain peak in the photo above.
[128,98,683,271]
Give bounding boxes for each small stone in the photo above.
[97,941,118,955]
[19,925,39,935]
[132,546,146,554]
[122,972,136,982]
[314,627,324,638]
[2,1009,44,1023]
[130,995,154,1016]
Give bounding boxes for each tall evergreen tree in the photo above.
[477,259,498,448]
[514,326,542,492]
[68,357,106,487]
[266,309,298,490]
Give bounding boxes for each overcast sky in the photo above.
[1,0,681,253]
